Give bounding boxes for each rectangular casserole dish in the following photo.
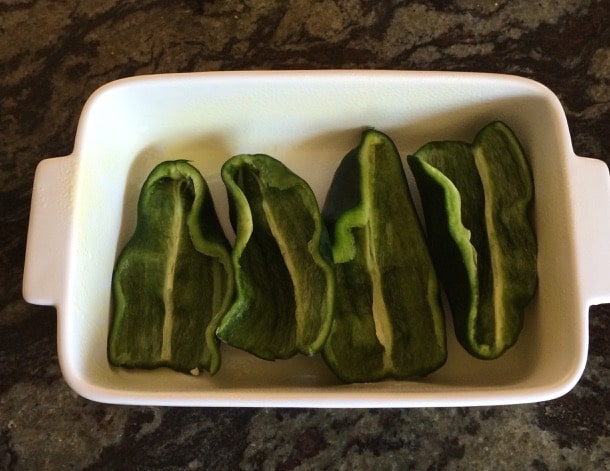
[22,70,610,407]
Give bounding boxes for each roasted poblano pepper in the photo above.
[217,154,335,360]
[321,129,447,382]
[407,121,537,359]
[108,160,234,375]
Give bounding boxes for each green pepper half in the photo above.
[407,121,537,359]
[108,160,234,375]
[322,129,447,382]
[217,154,335,360]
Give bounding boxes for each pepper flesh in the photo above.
[322,129,446,382]
[217,154,335,360]
[472,121,537,355]
[408,121,537,359]
[108,160,233,375]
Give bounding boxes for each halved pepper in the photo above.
[321,129,447,382]
[217,154,335,360]
[407,121,537,359]
[108,160,234,375]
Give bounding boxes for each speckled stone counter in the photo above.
[1,1,609,469]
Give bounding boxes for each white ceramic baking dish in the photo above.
[23,71,610,407]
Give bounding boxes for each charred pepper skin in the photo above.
[108,160,234,375]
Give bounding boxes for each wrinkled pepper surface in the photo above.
[217,154,335,360]
[108,160,234,375]
[408,121,537,359]
[321,129,447,382]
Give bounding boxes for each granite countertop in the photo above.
[1,1,609,469]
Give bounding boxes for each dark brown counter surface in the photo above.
[1,1,609,469]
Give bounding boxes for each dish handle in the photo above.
[23,156,75,306]
[570,155,610,306]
